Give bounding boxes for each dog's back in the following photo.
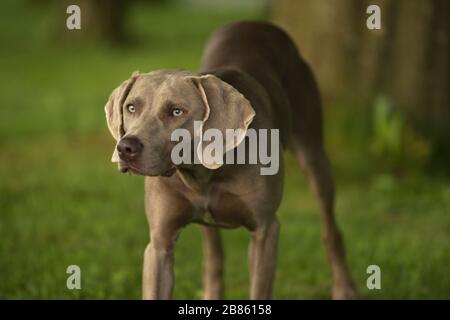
[200,21,298,81]
[200,21,324,149]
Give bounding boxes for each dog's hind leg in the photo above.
[294,144,357,299]
[286,59,357,299]
[201,225,224,299]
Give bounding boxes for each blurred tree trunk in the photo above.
[272,0,448,150]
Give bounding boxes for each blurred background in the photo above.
[0,0,448,299]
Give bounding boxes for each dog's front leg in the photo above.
[143,179,193,300]
[248,219,280,299]
[201,225,224,299]
[142,239,175,300]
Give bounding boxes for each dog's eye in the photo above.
[172,108,183,117]
[127,104,136,113]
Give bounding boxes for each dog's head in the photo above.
[104,70,255,176]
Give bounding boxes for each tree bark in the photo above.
[272,0,448,145]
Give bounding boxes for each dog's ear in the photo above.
[104,71,140,141]
[190,74,255,169]
[104,71,139,162]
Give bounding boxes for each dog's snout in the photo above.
[117,136,143,161]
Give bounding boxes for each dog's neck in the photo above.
[175,164,216,194]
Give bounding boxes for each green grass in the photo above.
[0,2,449,299]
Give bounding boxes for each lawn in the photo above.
[0,2,449,299]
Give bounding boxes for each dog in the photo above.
[104,21,356,299]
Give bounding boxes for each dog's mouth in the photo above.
[118,161,141,175]
[119,161,176,177]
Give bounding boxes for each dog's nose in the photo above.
[117,136,143,161]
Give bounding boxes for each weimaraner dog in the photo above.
[104,21,356,299]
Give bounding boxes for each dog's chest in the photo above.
[189,185,256,230]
